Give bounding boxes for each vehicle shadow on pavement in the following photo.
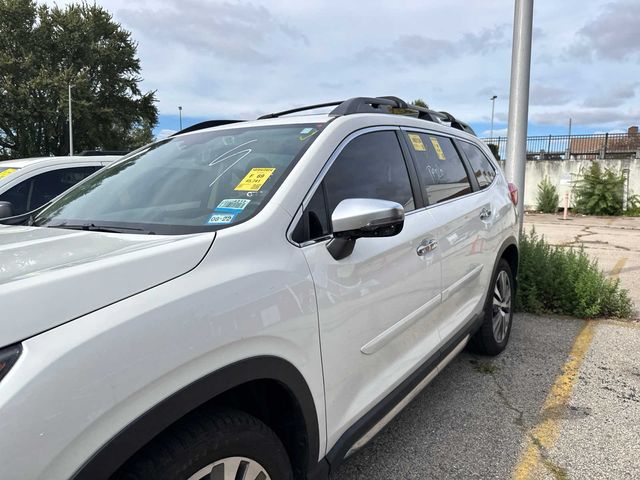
[333,313,585,479]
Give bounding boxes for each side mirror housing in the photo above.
[327,198,404,260]
[0,201,14,219]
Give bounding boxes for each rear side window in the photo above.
[405,132,472,204]
[459,141,497,189]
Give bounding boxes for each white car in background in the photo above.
[0,155,120,218]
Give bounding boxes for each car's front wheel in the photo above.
[114,408,293,480]
[470,258,514,356]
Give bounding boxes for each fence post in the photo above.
[604,132,609,157]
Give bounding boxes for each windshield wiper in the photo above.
[45,223,155,234]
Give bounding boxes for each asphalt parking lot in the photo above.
[335,214,640,480]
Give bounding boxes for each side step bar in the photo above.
[345,335,470,457]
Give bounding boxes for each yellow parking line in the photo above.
[513,321,595,480]
[609,257,627,279]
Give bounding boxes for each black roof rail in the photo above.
[171,120,244,136]
[256,96,475,136]
[258,101,344,119]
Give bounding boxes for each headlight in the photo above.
[0,344,21,383]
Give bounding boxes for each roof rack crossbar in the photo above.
[258,101,345,119]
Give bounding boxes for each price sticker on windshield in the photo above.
[429,137,446,160]
[408,133,426,151]
[234,168,276,191]
[0,168,17,179]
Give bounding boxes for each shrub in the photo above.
[573,162,625,215]
[625,194,640,217]
[516,229,634,318]
[487,143,500,161]
[536,177,559,213]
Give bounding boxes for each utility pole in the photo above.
[68,84,75,156]
[490,95,498,141]
[178,106,183,130]
[504,0,534,234]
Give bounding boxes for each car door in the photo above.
[292,128,443,448]
[403,130,486,342]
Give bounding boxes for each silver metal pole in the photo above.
[68,84,74,156]
[178,106,183,130]
[504,0,534,234]
[490,95,497,141]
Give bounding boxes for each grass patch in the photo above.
[516,229,634,319]
[470,359,500,374]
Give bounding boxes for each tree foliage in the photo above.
[536,177,559,213]
[0,0,157,159]
[573,162,625,216]
[412,98,429,108]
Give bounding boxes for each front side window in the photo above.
[459,141,497,189]
[324,131,415,214]
[291,130,415,244]
[0,166,98,216]
[34,124,323,234]
[0,179,30,215]
[405,132,472,204]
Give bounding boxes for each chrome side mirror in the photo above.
[327,198,404,260]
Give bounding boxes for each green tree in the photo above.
[412,98,429,109]
[536,177,559,213]
[0,0,157,159]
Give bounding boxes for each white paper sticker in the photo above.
[206,213,236,225]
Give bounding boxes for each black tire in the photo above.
[470,258,514,356]
[113,408,293,480]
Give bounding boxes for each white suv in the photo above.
[0,97,518,480]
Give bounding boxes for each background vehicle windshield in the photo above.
[34,124,322,234]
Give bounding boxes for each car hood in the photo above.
[0,225,214,347]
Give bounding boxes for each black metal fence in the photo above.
[482,132,640,161]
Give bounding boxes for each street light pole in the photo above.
[68,84,75,156]
[490,95,498,141]
[504,0,534,234]
[178,106,183,130]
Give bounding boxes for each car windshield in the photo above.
[34,123,324,234]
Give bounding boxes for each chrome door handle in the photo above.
[480,208,492,220]
[417,239,438,256]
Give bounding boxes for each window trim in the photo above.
[286,126,422,248]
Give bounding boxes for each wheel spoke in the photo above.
[493,312,502,339]
[494,284,502,302]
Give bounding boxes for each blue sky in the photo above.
[50,0,640,139]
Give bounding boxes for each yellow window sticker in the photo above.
[408,133,426,151]
[429,137,446,160]
[234,167,276,191]
[0,168,17,179]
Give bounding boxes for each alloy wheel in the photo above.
[187,457,270,480]
[492,270,512,343]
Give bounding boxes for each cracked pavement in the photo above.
[334,215,640,479]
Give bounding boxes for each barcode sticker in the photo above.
[216,198,251,212]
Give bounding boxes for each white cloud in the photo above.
[43,0,640,130]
